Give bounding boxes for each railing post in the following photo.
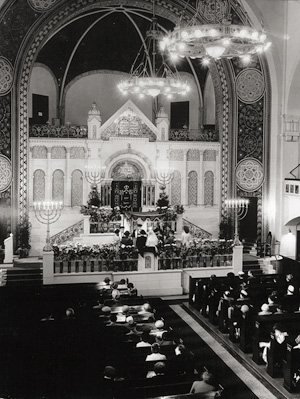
[4,233,13,264]
[233,245,243,274]
[43,250,54,285]
[83,215,90,234]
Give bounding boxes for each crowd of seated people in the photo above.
[190,270,300,393]
[97,285,224,398]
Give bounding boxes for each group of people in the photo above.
[112,224,193,256]
[100,286,219,398]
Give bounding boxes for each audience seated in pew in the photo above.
[150,319,168,337]
[190,371,218,395]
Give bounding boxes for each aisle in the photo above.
[156,299,276,399]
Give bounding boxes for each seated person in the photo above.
[99,277,112,290]
[172,344,194,376]
[149,361,167,381]
[160,330,176,346]
[136,331,152,348]
[145,343,167,362]
[127,282,137,296]
[190,371,217,394]
[258,303,273,316]
[293,334,300,349]
[282,285,298,312]
[121,231,133,246]
[150,320,167,338]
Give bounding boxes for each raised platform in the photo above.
[13,256,43,269]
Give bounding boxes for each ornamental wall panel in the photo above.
[33,169,45,202]
[188,170,198,205]
[52,169,64,202]
[171,170,181,205]
[71,169,83,207]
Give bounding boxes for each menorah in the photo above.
[33,201,63,251]
[225,198,249,246]
[154,167,174,191]
[84,165,106,187]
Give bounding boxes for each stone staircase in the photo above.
[242,253,263,276]
[2,257,43,288]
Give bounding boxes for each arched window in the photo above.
[71,170,83,207]
[188,171,198,205]
[171,170,181,205]
[33,169,45,202]
[52,169,64,201]
[204,171,214,206]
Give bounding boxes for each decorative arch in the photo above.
[52,169,64,201]
[104,148,153,180]
[71,169,83,207]
[7,0,269,243]
[33,169,45,202]
[188,171,198,205]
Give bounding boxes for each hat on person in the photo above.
[104,366,116,378]
[241,305,250,314]
[143,303,152,311]
[102,306,111,314]
[122,305,129,314]
[287,285,295,294]
[261,304,270,312]
[124,231,130,237]
[126,316,134,324]
[155,320,164,329]
[240,289,248,298]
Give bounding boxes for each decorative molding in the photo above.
[0,57,13,96]
[236,69,265,104]
[0,154,12,192]
[236,158,264,192]
[27,0,59,12]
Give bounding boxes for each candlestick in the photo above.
[33,201,63,251]
[225,198,249,245]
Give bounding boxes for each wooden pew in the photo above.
[283,344,300,393]
[252,312,300,364]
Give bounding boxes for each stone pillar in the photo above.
[182,150,188,205]
[138,251,157,272]
[233,245,243,274]
[199,150,204,205]
[46,148,52,200]
[65,148,71,207]
[83,215,90,235]
[43,251,54,285]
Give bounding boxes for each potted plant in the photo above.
[16,215,31,258]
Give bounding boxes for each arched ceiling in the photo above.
[35,5,209,92]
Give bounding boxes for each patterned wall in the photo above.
[188,171,198,205]
[52,169,64,202]
[33,169,45,202]
[71,169,83,206]
[204,171,214,206]
[171,170,181,205]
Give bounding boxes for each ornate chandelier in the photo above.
[160,0,271,64]
[117,1,190,98]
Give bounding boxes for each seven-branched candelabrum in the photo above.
[33,201,63,251]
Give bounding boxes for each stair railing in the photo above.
[182,218,212,239]
[50,220,84,245]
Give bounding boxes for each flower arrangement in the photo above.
[118,244,139,260]
[53,242,117,262]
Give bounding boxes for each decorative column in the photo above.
[215,150,220,206]
[182,150,188,205]
[65,148,71,207]
[199,150,204,205]
[46,147,52,200]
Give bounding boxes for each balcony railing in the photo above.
[169,128,218,142]
[29,124,88,138]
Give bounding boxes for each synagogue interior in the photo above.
[0,0,300,398]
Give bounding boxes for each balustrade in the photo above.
[169,128,218,142]
[29,124,88,138]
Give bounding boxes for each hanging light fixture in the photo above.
[117,0,190,98]
[160,0,271,63]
